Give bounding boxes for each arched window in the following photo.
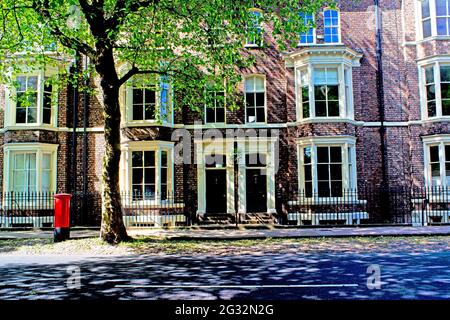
[323,9,340,43]
[244,75,266,123]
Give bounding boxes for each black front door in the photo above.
[246,169,267,212]
[206,170,227,213]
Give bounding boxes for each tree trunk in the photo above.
[95,49,129,244]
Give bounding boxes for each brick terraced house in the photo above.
[1,0,450,228]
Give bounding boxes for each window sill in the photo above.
[418,36,450,43]
[123,121,174,128]
[3,124,58,131]
[296,117,355,124]
[422,116,450,123]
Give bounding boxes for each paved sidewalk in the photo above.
[127,225,450,240]
[2,225,450,240]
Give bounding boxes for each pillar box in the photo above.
[54,194,72,242]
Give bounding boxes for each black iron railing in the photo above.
[1,187,450,228]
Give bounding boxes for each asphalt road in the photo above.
[1,251,450,300]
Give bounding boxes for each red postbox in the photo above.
[54,194,72,242]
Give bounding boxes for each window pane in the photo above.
[144,168,155,184]
[256,107,265,122]
[440,66,450,82]
[442,83,450,99]
[436,0,447,16]
[16,107,26,123]
[317,147,329,163]
[314,85,327,100]
[27,76,38,90]
[328,101,340,116]
[330,147,342,162]
[144,103,154,120]
[437,18,447,35]
[330,181,342,197]
[132,168,143,184]
[27,107,37,123]
[426,84,436,100]
[132,104,143,120]
[445,145,450,161]
[206,108,215,123]
[313,69,327,84]
[254,77,264,91]
[303,147,312,164]
[425,66,434,84]
[133,88,143,104]
[216,108,225,122]
[15,154,25,169]
[255,92,265,107]
[16,76,26,91]
[161,151,168,167]
[132,152,143,167]
[430,146,440,162]
[303,102,310,118]
[431,163,441,177]
[245,78,254,92]
[42,154,51,170]
[304,164,312,180]
[422,0,430,18]
[328,85,339,100]
[442,99,450,115]
[318,181,330,197]
[423,19,432,38]
[246,93,255,107]
[315,101,327,116]
[160,168,167,184]
[330,164,342,180]
[317,164,329,180]
[428,101,437,117]
[43,108,51,124]
[144,151,155,167]
[42,172,51,191]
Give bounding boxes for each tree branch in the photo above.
[31,0,96,57]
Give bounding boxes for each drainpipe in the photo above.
[375,0,391,222]
[375,0,388,189]
[82,55,90,225]
[71,53,80,194]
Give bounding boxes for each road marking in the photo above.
[115,284,359,289]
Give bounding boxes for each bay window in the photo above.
[125,75,172,125]
[3,143,57,193]
[424,136,450,187]
[298,137,357,198]
[296,63,353,120]
[122,142,173,202]
[421,61,450,118]
[5,73,57,128]
[419,0,450,38]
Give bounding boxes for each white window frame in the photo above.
[3,143,58,193]
[419,56,450,120]
[297,136,357,200]
[244,74,267,124]
[4,69,59,130]
[204,86,227,124]
[120,141,174,204]
[123,76,173,127]
[423,135,450,187]
[245,8,264,47]
[417,0,450,39]
[299,12,316,45]
[295,62,353,120]
[323,8,341,44]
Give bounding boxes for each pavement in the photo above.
[2,225,450,240]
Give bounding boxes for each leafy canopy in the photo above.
[0,0,330,113]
